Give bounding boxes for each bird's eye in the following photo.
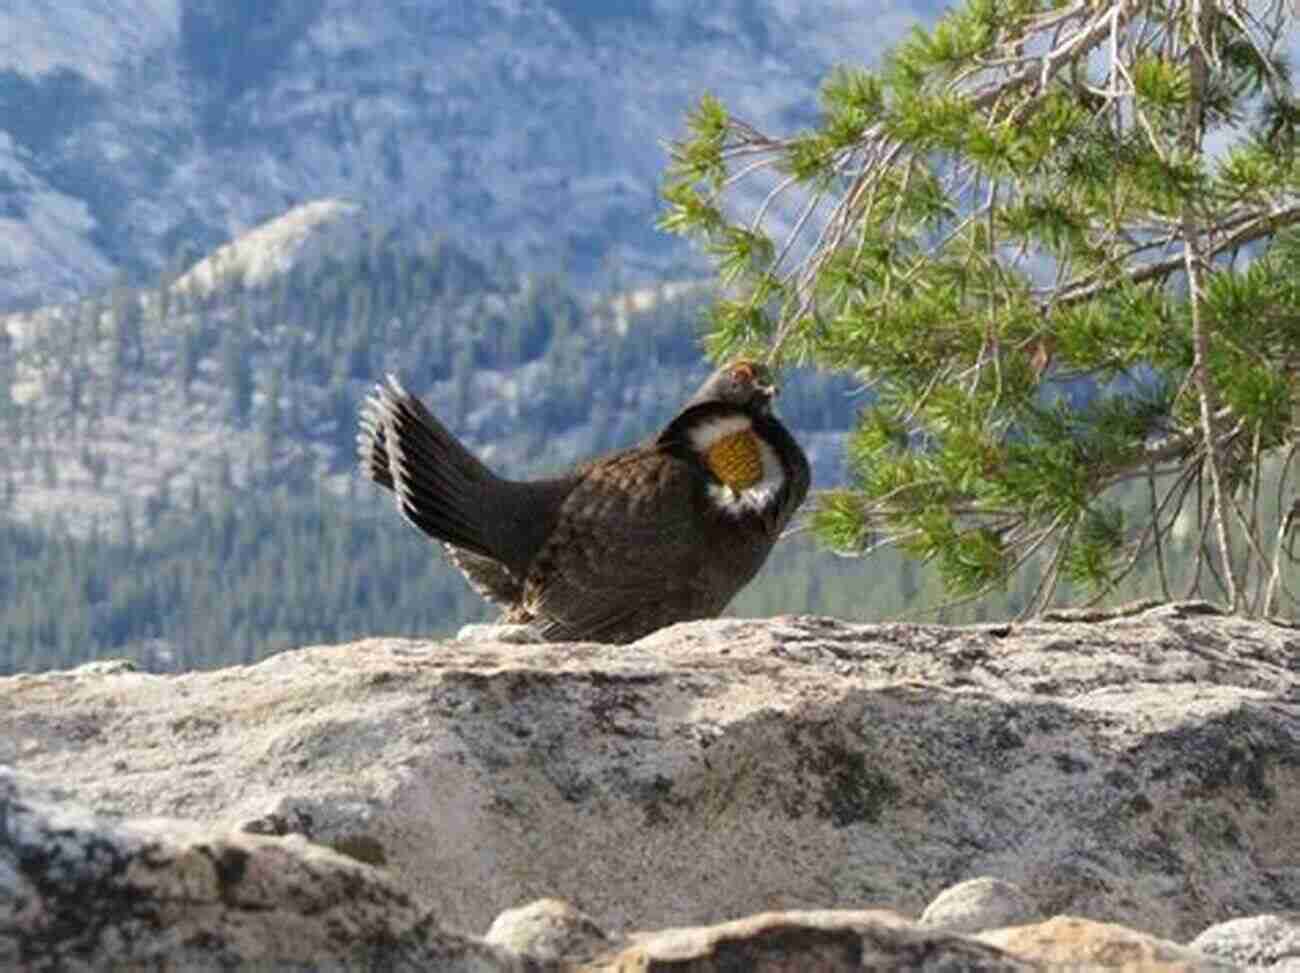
[731,362,757,383]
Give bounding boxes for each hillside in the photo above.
[0,200,892,672]
[0,199,858,537]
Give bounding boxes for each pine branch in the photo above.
[671,0,1300,618]
[1047,202,1300,310]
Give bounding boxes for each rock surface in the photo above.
[0,769,534,972]
[976,916,1230,970]
[595,909,1034,971]
[3,608,1300,950]
[2,767,1241,970]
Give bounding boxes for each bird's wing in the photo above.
[443,544,523,608]
[522,448,755,643]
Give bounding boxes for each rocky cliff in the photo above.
[4,605,1299,968]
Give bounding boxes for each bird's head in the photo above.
[685,359,779,415]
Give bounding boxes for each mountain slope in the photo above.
[0,199,859,536]
[0,198,876,673]
[0,0,937,308]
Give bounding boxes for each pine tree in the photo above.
[258,368,283,471]
[177,324,200,403]
[662,0,1300,617]
[219,320,254,424]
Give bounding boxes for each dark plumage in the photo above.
[357,360,810,643]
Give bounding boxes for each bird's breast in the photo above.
[686,413,786,517]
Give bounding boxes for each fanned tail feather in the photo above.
[357,375,500,560]
[356,401,395,492]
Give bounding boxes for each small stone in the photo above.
[484,898,609,962]
[919,876,1040,935]
[1190,913,1300,969]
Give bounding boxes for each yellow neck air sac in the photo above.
[705,430,763,491]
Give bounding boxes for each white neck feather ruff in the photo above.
[686,414,786,516]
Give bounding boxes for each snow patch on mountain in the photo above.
[172,199,365,296]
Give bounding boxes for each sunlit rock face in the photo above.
[3,606,1299,950]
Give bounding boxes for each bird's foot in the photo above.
[456,623,546,645]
